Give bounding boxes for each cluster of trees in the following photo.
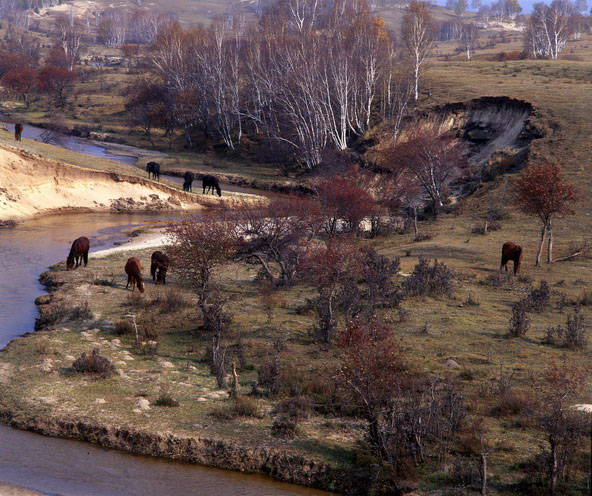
[126,0,439,167]
[97,8,176,46]
[163,156,586,491]
[0,27,77,107]
[523,0,583,59]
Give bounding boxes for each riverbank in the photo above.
[0,482,45,496]
[0,144,264,222]
[0,238,358,494]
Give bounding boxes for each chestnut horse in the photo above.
[500,242,523,275]
[125,257,145,293]
[66,236,90,270]
[14,123,23,141]
[150,251,169,285]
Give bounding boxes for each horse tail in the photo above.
[216,183,221,196]
[83,250,89,266]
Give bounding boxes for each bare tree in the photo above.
[525,0,571,60]
[402,1,434,102]
[457,22,479,59]
[54,14,84,71]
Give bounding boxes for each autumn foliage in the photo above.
[514,163,579,265]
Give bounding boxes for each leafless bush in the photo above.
[231,396,261,418]
[256,338,286,397]
[69,302,93,321]
[71,348,115,377]
[544,307,587,349]
[361,247,402,309]
[154,384,179,407]
[92,276,117,287]
[481,272,512,288]
[525,280,550,312]
[273,396,314,420]
[508,299,530,338]
[210,396,261,420]
[271,414,299,438]
[151,289,190,313]
[403,258,454,298]
[489,367,530,417]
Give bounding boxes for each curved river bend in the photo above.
[0,123,332,495]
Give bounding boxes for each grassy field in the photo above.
[4,11,592,493]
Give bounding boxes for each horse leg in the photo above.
[83,251,88,267]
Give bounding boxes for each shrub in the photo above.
[69,302,93,321]
[525,280,550,312]
[508,299,530,338]
[35,302,92,330]
[154,385,179,407]
[72,349,115,377]
[35,305,70,330]
[114,319,133,335]
[489,368,529,417]
[403,258,454,298]
[464,293,480,306]
[544,307,587,349]
[151,289,190,313]
[209,396,261,420]
[92,277,117,287]
[271,414,299,438]
[577,291,592,307]
[361,248,402,309]
[482,272,512,288]
[231,396,261,417]
[274,396,314,419]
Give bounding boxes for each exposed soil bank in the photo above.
[431,96,540,170]
[0,145,252,222]
[0,408,348,493]
[0,482,44,496]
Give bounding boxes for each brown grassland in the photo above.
[2,10,592,494]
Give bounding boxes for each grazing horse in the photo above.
[150,251,169,285]
[66,236,90,270]
[202,175,222,196]
[14,122,23,141]
[146,162,160,181]
[125,257,145,293]
[183,171,194,192]
[500,242,523,275]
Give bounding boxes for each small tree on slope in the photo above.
[513,163,579,266]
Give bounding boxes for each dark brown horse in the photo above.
[66,236,90,270]
[125,257,145,293]
[146,162,160,181]
[202,175,221,196]
[14,123,23,141]
[150,251,169,285]
[500,242,523,275]
[183,171,194,192]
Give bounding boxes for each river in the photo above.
[0,124,332,495]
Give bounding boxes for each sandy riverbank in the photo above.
[0,145,258,222]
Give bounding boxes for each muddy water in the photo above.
[0,213,331,496]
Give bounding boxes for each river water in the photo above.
[0,124,332,495]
